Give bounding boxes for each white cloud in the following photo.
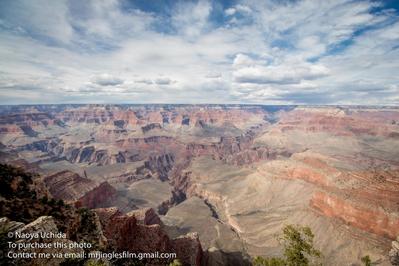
[233,64,329,85]
[225,8,236,16]
[69,0,154,41]
[0,0,397,105]
[0,0,73,44]
[232,53,329,85]
[225,4,252,16]
[154,77,175,85]
[172,0,212,38]
[90,73,124,86]
[205,72,222,79]
[233,54,257,67]
[134,78,153,85]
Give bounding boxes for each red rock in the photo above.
[171,232,203,266]
[310,191,399,239]
[75,182,117,209]
[128,208,162,225]
[276,108,399,137]
[94,207,203,265]
[44,170,97,202]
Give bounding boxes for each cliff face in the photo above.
[43,170,98,202]
[95,207,203,265]
[390,236,399,265]
[310,191,399,239]
[276,107,399,138]
[0,164,204,266]
[144,153,175,181]
[1,105,399,265]
[55,108,115,124]
[46,105,264,129]
[0,216,85,266]
[75,181,117,209]
[186,125,281,166]
[0,164,107,249]
[0,112,64,137]
[142,122,162,133]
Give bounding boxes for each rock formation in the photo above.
[310,191,399,239]
[95,207,203,265]
[1,105,399,265]
[75,182,117,209]
[0,216,84,266]
[390,236,399,265]
[43,170,98,202]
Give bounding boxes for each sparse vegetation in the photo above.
[0,164,104,250]
[109,257,146,266]
[84,259,107,266]
[0,164,36,199]
[361,255,372,266]
[40,195,49,204]
[58,199,65,207]
[253,256,286,266]
[49,197,57,206]
[0,164,73,230]
[253,224,322,266]
[169,259,183,266]
[0,226,13,266]
[60,258,86,266]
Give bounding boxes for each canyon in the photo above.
[0,104,399,265]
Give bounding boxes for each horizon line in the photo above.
[0,103,399,108]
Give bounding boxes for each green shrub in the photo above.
[84,259,107,266]
[58,199,65,207]
[40,196,48,204]
[361,255,371,266]
[253,224,322,266]
[169,259,183,266]
[60,258,85,266]
[281,225,321,265]
[49,198,57,206]
[253,256,286,266]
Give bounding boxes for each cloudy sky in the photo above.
[0,0,398,105]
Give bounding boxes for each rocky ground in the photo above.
[0,104,398,265]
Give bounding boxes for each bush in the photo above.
[58,199,65,207]
[169,259,183,266]
[0,164,33,199]
[60,258,85,266]
[361,255,371,266]
[85,259,107,266]
[281,225,321,265]
[0,227,13,266]
[49,198,57,206]
[253,256,286,266]
[253,224,322,266]
[40,196,48,204]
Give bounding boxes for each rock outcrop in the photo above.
[1,216,84,266]
[171,232,203,266]
[0,217,24,232]
[276,107,399,138]
[0,112,64,137]
[75,182,117,209]
[144,153,175,181]
[95,207,203,265]
[43,170,97,202]
[310,191,399,239]
[142,123,162,133]
[185,125,282,166]
[390,236,399,265]
[2,105,399,265]
[1,164,203,266]
[128,208,162,225]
